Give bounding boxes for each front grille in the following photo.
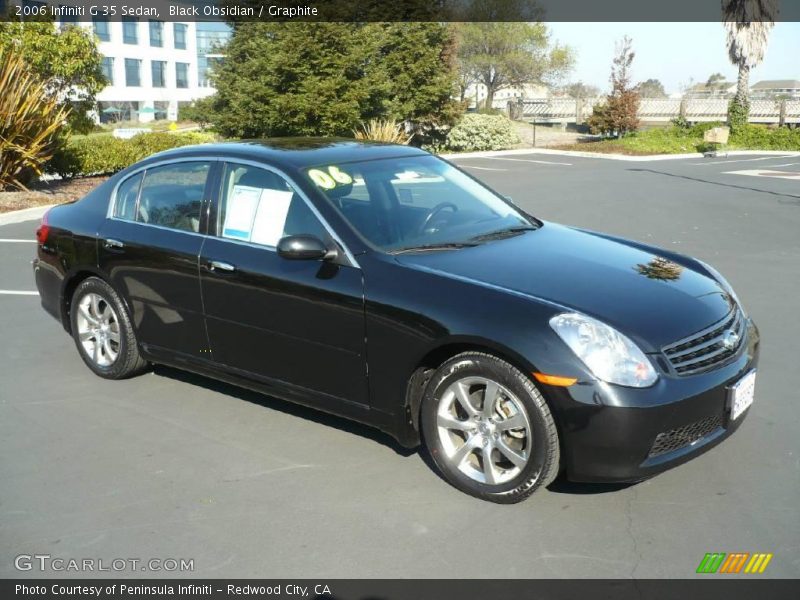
[662,308,745,376]
[648,414,723,458]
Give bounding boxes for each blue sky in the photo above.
[548,22,800,94]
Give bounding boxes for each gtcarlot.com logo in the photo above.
[696,552,773,574]
[14,554,194,573]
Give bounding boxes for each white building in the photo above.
[86,17,221,123]
[13,1,229,123]
[464,83,550,109]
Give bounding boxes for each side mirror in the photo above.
[277,235,337,261]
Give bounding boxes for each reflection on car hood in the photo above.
[394,222,734,350]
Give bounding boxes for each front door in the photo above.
[99,160,214,358]
[199,162,368,406]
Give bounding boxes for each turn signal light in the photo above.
[533,372,578,387]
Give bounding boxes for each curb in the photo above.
[0,204,54,226]
[441,148,800,162]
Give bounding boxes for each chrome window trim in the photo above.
[106,155,360,268]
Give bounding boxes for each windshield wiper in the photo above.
[390,242,480,254]
[469,225,538,242]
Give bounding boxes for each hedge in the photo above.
[48,131,217,178]
[444,113,520,152]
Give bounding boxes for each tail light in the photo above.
[35,209,51,245]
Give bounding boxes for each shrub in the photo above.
[729,123,800,150]
[353,119,411,144]
[49,131,216,178]
[444,113,520,152]
[0,49,69,190]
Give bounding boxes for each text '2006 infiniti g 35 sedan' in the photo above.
[33,140,759,503]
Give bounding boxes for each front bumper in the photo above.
[547,318,760,483]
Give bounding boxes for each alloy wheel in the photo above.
[436,376,532,485]
[75,292,121,367]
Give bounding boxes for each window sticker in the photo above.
[250,189,294,247]
[222,184,295,247]
[222,185,261,240]
[309,165,353,190]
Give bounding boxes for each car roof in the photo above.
[143,138,429,170]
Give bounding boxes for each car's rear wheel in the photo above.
[70,277,148,379]
[421,352,560,503]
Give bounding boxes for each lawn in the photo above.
[554,123,800,155]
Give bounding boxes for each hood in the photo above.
[394,222,734,350]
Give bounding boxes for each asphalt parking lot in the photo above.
[1,151,798,578]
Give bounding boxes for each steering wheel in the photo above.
[417,202,458,236]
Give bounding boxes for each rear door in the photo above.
[199,161,369,406]
[98,159,215,358]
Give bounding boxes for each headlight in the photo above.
[698,260,746,316]
[549,313,658,387]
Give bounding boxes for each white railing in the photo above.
[511,98,800,124]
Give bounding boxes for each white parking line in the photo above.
[0,238,35,243]
[724,169,800,180]
[0,290,38,295]
[458,165,508,171]
[765,162,799,168]
[481,156,574,166]
[690,155,794,165]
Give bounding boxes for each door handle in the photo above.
[209,260,235,273]
[104,238,124,249]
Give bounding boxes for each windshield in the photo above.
[304,155,535,252]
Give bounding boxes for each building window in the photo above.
[125,58,141,87]
[174,23,187,49]
[123,17,138,45]
[149,20,163,47]
[101,57,114,85]
[154,101,170,121]
[175,62,189,88]
[92,17,110,41]
[151,61,166,88]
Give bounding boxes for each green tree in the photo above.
[587,37,640,137]
[202,22,460,140]
[0,20,105,133]
[722,0,777,130]
[636,78,667,98]
[457,21,573,109]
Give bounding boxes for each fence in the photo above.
[508,98,800,125]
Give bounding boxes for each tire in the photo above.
[69,277,148,379]
[420,351,560,503]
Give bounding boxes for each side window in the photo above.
[137,162,211,232]
[113,172,143,221]
[218,163,326,247]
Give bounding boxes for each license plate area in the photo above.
[727,369,756,421]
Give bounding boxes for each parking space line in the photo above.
[458,165,508,171]
[481,157,574,166]
[689,155,794,166]
[0,238,35,243]
[724,169,800,180]
[0,290,38,295]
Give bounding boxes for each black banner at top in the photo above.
[3,0,800,22]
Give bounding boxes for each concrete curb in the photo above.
[441,148,800,162]
[0,204,54,226]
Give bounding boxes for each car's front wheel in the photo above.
[421,352,560,503]
[70,277,148,379]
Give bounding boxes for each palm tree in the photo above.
[722,0,778,123]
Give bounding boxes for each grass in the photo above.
[554,123,800,155]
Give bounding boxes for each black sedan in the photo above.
[33,140,759,503]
